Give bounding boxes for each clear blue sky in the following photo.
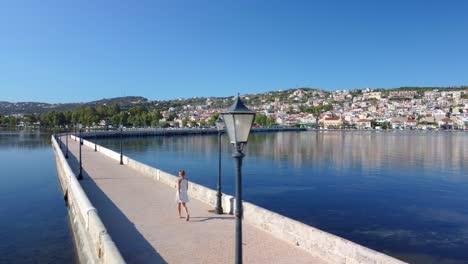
[1,0,467,103]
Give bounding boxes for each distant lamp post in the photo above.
[78,123,83,180]
[80,127,84,145]
[119,124,124,165]
[221,96,256,264]
[65,131,69,159]
[94,127,97,152]
[58,128,62,149]
[214,116,225,214]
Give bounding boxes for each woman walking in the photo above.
[176,170,190,221]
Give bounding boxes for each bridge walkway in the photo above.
[62,136,326,264]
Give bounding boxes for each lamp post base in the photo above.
[215,192,223,214]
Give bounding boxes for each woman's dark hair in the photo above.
[179,170,186,176]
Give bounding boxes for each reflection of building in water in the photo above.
[246,131,467,178]
[115,132,467,180]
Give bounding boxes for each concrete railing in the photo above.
[72,133,407,264]
[242,202,405,264]
[70,135,129,165]
[52,135,125,264]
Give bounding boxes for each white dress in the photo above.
[176,178,189,203]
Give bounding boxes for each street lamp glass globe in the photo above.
[215,116,225,131]
[221,96,256,147]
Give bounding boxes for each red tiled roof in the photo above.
[441,118,453,122]
[324,117,341,121]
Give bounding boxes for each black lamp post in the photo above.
[94,127,97,152]
[214,116,225,214]
[221,96,256,264]
[78,124,83,180]
[58,128,62,149]
[65,131,69,159]
[119,125,123,165]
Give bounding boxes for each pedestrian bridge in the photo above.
[52,131,407,264]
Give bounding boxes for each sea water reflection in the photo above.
[0,130,75,263]
[95,131,468,264]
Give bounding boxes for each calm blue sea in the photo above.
[0,130,75,264]
[95,131,468,264]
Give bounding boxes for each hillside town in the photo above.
[1,88,468,130]
[162,88,468,130]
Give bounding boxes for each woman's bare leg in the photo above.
[178,203,182,218]
[182,203,189,221]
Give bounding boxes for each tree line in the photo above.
[0,104,163,128]
[0,104,279,128]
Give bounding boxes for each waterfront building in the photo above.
[355,119,372,129]
[321,117,342,129]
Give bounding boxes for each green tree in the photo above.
[23,114,36,125]
[3,117,9,126]
[168,113,177,121]
[9,117,16,128]
[71,111,79,125]
[63,111,73,126]
[54,112,65,127]
[200,119,206,127]
[108,104,121,116]
[207,113,219,127]
[181,118,188,127]
[143,113,150,127]
[96,105,108,119]
[159,121,168,127]
[266,116,277,127]
[255,114,267,126]
[118,112,129,126]
[84,107,99,126]
[150,111,161,127]
[111,115,121,127]
[129,113,143,127]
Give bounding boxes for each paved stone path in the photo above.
[63,136,327,264]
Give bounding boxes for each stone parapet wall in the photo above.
[52,135,125,264]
